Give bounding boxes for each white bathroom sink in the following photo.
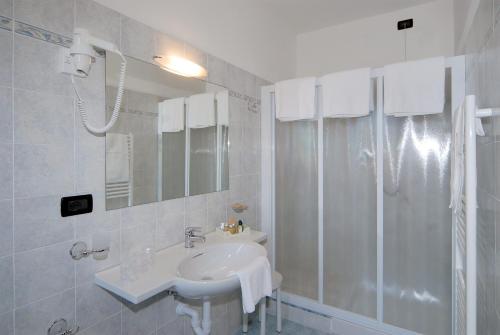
[174,241,267,299]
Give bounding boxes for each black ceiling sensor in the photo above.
[398,19,414,30]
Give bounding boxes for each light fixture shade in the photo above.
[153,55,207,78]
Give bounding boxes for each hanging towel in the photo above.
[450,99,486,213]
[275,77,316,121]
[320,68,371,118]
[236,256,273,314]
[450,102,465,214]
[106,133,130,183]
[384,56,445,117]
[216,90,229,126]
[158,97,185,133]
[187,93,216,128]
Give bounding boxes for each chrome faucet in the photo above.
[184,227,206,248]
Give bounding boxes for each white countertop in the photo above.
[95,230,267,304]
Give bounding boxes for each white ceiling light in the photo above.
[153,55,207,78]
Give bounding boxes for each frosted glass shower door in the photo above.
[383,97,452,332]
[323,113,377,318]
[275,120,318,300]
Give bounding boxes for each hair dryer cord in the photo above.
[72,52,127,134]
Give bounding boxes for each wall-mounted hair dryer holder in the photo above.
[59,28,127,134]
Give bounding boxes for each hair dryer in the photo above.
[63,28,127,134]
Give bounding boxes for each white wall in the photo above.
[94,0,296,83]
[453,0,481,53]
[296,0,454,77]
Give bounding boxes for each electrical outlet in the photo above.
[397,18,413,30]
[58,48,86,77]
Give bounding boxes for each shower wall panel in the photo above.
[383,108,452,334]
[275,120,318,300]
[323,113,377,318]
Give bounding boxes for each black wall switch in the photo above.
[61,194,93,217]
[397,18,413,30]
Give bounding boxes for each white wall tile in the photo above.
[120,203,156,228]
[0,0,12,18]
[14,89,74,145]
[207,205,225,232]
[13,35,73,96]
[156,212,184,250]
[78,313,121,335]
[207,191,227,210]
[121,17,155,63]
[0,87,12,143]
[157,319,183,335]
[14,196,74,252]
[122,299,157,335]
[121,221,155,274]
[0,29,12,87]
[0,255,13,314]
[229,150,241,177]
[155,294,178,328]
[157,198,185,217]
[186,194,206,212]
[0,142,12,200]
[75,0,121,48]
[15,289,75,335]
[14,0,74,36]
[154,31,184,59]
[464,0,494,55]
[75,194,120,238]
[0,200,12,257]
[14,241,75,307]
[186,208,207,233]
[14,143,74,198]
[207,54,229,88]
[227,65,246,94]
[0,311,13,335]
[76,283,122,330]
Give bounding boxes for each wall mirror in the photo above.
[105,54,229,210]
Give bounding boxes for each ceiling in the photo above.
[261,0,436,34]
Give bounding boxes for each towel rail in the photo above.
[476,107,500,118]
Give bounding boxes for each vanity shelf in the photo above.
[94,230,267,304]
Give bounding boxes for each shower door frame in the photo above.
[260,55,465,335]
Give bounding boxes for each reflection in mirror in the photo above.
[105,54,229,210]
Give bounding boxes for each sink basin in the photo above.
[174,241,267,299]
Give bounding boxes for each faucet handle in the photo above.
[185,227,202,235]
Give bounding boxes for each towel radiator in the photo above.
[105,133,134,206]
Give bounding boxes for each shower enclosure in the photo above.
[261,56,466,335]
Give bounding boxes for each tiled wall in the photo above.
[0,0,269,334]
[463,0,500,333]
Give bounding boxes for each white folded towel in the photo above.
[187,93,216,128]
[158,98,185,133]
[320,68,371,118]
[275,77,316,121]
[384,56,445,117]
[106,133,130,183]
[237,256,272,314]
[216,90,229,126]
